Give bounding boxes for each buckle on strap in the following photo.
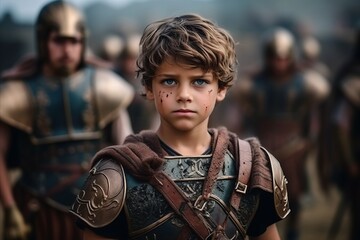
[194,196,207,211]
[235,181,248,194]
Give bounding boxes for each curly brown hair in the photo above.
[136,14,237,91]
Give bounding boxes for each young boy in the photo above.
[70,14,290,240]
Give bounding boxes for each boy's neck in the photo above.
[156,126,212,156]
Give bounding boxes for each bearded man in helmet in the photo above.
[235,27,329,240]
[0,1,134,239]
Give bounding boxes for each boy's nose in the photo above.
[176,85,192,102]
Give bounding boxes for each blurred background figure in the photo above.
[104,34,158,133]
[299,35,331,80]
[98,33,125,68]
[234,27,330,240]
[320,21,360,240]
[0,1,134,239]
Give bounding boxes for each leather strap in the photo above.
[149,171,210,239]
[194,129,228,210]
[230,139,252,210]
[148,128,230,239]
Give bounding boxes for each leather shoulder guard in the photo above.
[0,80,33,132]
[93,68,134,128]
[70,159,126,228]
[261,147,291,219]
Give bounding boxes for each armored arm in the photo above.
[261,147,290,219]
[70,158,126,229]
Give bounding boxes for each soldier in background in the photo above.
[235,27,329,240]
[0,1,134,239]
[324,22,360,240]
[299,35,331,80]
[113,35,159,133]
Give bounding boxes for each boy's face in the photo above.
[146,58,227,132]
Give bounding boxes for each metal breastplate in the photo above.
[251,73,307,120]
[124,151,259,240]
[18,67,104,209]
[250,74,308,152]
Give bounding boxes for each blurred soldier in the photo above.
[326,23,360,240]
[113,34,158,133]
[300,35,331,80]
[98,34,125,68]
[236,27,329,240]
[299,35,332,202]
[0,1,134,239]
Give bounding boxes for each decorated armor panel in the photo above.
[125,152,259,239]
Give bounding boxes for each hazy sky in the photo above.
[0,0,134,22]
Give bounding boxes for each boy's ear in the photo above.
[216,87,227,102]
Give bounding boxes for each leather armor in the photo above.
[0,66,133,209]
[71,130,290,239]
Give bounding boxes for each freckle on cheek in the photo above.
[208,89,213,94]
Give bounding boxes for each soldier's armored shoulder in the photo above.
[260,147,291,219]
[0,79,33,132]
[70,158,126,228]
[302,69,330,102]
[93,68,135,128]
[341,76,360,107]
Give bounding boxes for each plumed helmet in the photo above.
[35,1,87,64]
[263,27,295,59]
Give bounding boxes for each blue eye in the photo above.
[193,79,208,86]
[162,79,176,86]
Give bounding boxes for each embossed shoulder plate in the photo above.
[261,147,290,219]
[70,159,126,228]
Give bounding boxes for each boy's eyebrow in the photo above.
[156,73,213,78]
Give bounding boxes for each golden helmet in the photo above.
[35,1,87,63]
[263,27,295,59]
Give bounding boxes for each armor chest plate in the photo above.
[26,67,100,142]
[124,151,259,239]
[251,74,307,119]
[18,67,104,209]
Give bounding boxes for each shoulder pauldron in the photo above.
[0,80,33,132]
[70,159,126,228]
[261,147,291,219]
